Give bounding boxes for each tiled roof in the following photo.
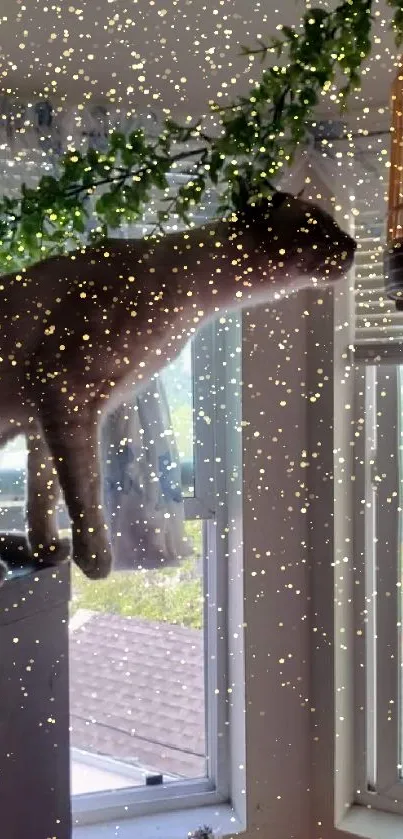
[69,611,206,779]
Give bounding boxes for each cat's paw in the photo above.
[72,529,112,580]
[30,538,71,569]
[75,549,112,580]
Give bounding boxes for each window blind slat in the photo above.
[353,200,403,344]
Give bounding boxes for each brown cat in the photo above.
[0,191,355,582]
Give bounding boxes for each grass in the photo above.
[0,395,205,629]
[71,520,204,629]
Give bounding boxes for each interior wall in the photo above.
[240,167,350,839]
[241,290,311,839]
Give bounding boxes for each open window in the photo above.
[70,318,236,826]
[0,315,243,832]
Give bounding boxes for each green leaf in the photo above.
[128,130,146,153]
[150,168,169,190]
[87,148,100,168]
[72,214,86,234]
[209,150,224,185]
[109,131,127,153]
[123,185,141,215]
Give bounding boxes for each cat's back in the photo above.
[0,252,70,348]
[0,232,184,361]
[0,242,135,353]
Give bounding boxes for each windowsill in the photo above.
[73,802,243,839]
[339,805,403,839]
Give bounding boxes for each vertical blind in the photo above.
[354,204,392,344]
[347,137,403,346]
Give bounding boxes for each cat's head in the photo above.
[243,191,356,287]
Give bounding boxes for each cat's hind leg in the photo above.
[37,406,112,580]
[26,429,71,569]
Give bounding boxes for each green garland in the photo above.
[0,0,402,273]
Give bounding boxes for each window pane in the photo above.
[359,365,403,797]
[0,348,207,796]
[0,435,27,533]
[160,342,195,497]
[70,519,206,795]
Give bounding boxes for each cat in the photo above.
[0,191,356,582]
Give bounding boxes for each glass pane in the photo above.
[0,435,27,534]
[0,344,195,523]
[0,349,205,795]
[68,344,203,794]
[70,518,206,795]
[160,342,194,497]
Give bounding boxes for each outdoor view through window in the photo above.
[0,341,208,795]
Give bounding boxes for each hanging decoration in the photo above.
[384,64,403,310]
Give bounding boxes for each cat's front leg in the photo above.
[38,407,112,580]
[26,430,71,568]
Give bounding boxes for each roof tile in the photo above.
[69,612,206,779]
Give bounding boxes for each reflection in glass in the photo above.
[69,519,205,795]
[160,342,194,497]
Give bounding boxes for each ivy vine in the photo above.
[0,0,402,272]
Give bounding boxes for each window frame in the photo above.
[71,315,242,829]
[71,278,322,839]
[314,222,403,839]
[353,361,403,811]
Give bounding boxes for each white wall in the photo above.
[239,171,349,839]
[241,292,312,839]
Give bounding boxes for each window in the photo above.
[71,318,235,828]
[274,133,403,839]
[69,340,207,798]
[351,141,403,813]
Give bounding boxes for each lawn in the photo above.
[0,369,205,629]
[71,519,204,629]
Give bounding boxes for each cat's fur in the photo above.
[0,192,356,582]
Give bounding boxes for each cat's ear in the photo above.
[270,191,292,209]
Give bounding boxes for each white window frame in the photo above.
[319,138,403,838]
[312,238,403,839]
[72,314,247,836]
[353,360,403,811]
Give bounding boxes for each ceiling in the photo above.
[0,0,398,125]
